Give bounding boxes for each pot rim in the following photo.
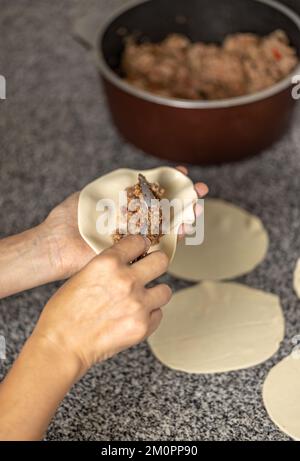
[97,0,300,109]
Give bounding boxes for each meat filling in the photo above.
[122,30,298,100]
[113,178,165,248]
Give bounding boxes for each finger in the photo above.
[176,167,208,197]
[131,250,169,284]
[178,201,203,240]
[144,284,172,311]
[104,235,151,264]
[180,223,195,236]
[147,308,163,337]
[195,182,209,197]
[176,165,188,175]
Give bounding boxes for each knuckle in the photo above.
[124,316,148,340]
[130,298,143,312]
[116,273,136,295]
[101,253,120,271]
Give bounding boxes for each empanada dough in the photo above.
[148,281,284,374]
[293,258,300,298]
[263,354,300,440]
[78,167,197,262]
[169,199,269,281]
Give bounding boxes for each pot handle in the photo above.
[73,13,101,50]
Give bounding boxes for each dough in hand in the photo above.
[263,354,300,440]
[168,199,269,281]
[148,281,284,374]
[293,258,300,298]
[78,167,197,262]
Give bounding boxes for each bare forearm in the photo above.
[0,225,60,299]
[0,335,81,440]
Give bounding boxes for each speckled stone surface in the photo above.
[0,0,300,441]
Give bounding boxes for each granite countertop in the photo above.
[1,0,300,441]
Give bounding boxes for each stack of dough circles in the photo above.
[148,281,284,374]
[263,354,300,440]
[169,199,269,281]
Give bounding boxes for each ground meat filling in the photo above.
[113,179,165,248]
[122,30,298,100]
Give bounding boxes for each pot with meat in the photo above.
[74,0,300,164]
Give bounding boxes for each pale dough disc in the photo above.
[168,199,269,281]
[263,354,300,440]
[148,281,284,374]
[293,258,300,298]
[78,167,197,262]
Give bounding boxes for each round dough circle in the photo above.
[148,282,284,374]
[263,355,300,440]
[168,199,269,281]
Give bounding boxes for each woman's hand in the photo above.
[32,235,172,376]
[42,191,94,279]
[0,235,171,440]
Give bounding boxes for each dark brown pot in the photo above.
[102,77,295,163]
[74,0,300,165]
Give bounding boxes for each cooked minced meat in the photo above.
[122,30,298,100]
[113,178,165,247]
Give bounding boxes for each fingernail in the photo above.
[196,183,209,197]
[143,236,151,250]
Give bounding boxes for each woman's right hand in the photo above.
[32,235,172,379]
